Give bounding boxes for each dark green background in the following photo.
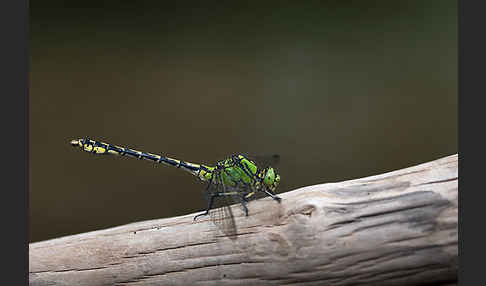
[30,2,457,242]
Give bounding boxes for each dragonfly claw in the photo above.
[193,212,208,221]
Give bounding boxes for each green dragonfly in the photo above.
[70,138,282,234]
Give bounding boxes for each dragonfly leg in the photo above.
[194,177,217,221]
[193,211,208,221]
[245,191,255,200]
[194,192,219,221]
[240,196,249,216]
[263,188,282,202]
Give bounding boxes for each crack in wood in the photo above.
[114,261,264,284]
[120,240,218,259]
[356,203,435,219]
[30,265,108,274]
[414,177,458,186]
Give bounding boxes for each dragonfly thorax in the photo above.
[211,155,280,194]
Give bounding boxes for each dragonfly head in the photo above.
[263,167,280,192]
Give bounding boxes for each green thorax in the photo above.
[196,154,280,194]
[200,155,260,186]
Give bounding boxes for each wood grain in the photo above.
[30,154,458,286]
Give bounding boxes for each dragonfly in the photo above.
[70,138,282,235]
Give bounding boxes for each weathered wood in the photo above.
[30,154,458,286]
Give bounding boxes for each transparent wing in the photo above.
[245,154,281,168]
[204,174,238,237]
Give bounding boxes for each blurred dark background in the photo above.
[30,1,457,242]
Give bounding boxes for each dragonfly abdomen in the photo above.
[70,138,207,177]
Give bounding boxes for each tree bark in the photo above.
[30,154,458,286]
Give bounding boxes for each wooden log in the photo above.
[29,154,458,286]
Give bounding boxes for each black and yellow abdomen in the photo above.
[70,138,213,180]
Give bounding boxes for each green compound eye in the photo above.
[264,167,276,186]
